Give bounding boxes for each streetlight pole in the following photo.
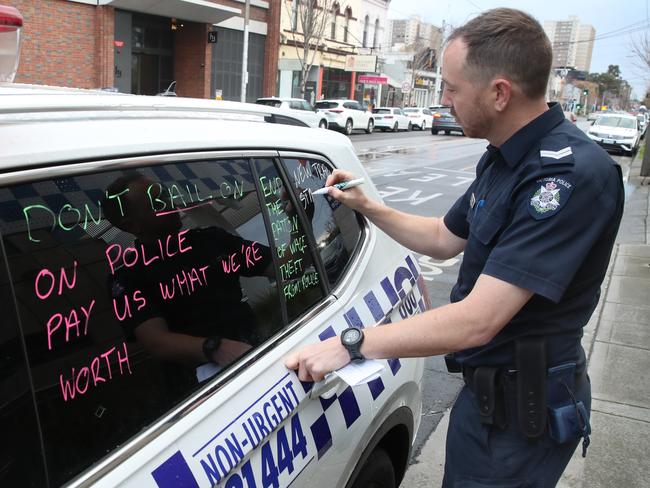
[240,0,250,103]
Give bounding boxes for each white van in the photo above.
[0,83,428,488]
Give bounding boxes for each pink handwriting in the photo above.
[59,341,132,402]
[159,265,209,300]
[221,242,263,274]
[112,289,147,322]
[46,299,96,351]
[105,229,192,275]
[34,261,78,300]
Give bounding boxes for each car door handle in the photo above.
[309,373,343,400]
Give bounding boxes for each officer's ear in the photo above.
[491,78,512,113]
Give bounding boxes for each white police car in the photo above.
[0,17,427,488]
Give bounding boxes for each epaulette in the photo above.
[538,133,575,166]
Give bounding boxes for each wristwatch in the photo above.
[202,336,222,362]
[341,327,365,363]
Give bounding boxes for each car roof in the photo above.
[256,97,306,103]
[0,83,355,169]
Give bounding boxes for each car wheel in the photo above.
[350,448,396,488]
[407,122,412,131]
[366,119,374,134]
[318,119,328,129]
[421,121,426,130]
[345,119,353,136]
[431,129,438,135]
[392,122,398,132]
[444,130,450,135]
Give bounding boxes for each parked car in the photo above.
[0,81,428,488]
[256,97,329,129]
[587,113,640,155]
[315,99,374,135]
[402,107,434,130]
[563,110,577,123]
[636,113,647,137]
[429,106,464,136]
[372,107,412,132]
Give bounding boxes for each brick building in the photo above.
[11,0,279,101]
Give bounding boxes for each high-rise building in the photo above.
[543,16,595,72]
[387,15,440,49]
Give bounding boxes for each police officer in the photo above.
[284,8,624,486]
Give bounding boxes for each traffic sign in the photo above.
[401,81,412,93]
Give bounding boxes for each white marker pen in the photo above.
[312,178,365,195]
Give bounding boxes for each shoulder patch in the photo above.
[528,176,574,220]
[539,134,575,167]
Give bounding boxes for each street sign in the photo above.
[208,31,218,44]
[401,81,412,93]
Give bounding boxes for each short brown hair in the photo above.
[448,8,552,99]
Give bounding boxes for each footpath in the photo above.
[402,151,650,487]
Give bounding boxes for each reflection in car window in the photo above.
[256,99,282,108]
[372,109,391,114]
[281,158,362,288]
[403,108,418,113]
[253,159,325,322]
[0,249,47,487]
[0,159,283,485]
[315,101,338,109]
[597,116,636,129]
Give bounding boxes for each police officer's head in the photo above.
[441,8,552,142]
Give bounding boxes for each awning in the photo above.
[106,0,240,24]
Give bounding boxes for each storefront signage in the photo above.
[344,55,377,72]
[208,31,218,44]
[359,75,387,85]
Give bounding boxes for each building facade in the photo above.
[12,0,280,101]
[543,16,595,72]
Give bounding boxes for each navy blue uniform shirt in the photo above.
[444,103,624,368]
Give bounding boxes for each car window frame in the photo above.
[0,148,370,487]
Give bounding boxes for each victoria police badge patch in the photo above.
[528,177,574,220]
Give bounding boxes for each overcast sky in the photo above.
[388,0,649,98]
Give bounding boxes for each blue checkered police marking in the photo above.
[151,451,200,488]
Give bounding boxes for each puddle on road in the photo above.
[358,146,420,162]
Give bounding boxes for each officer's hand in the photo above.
[325,169,371,213]
[213,338,252,366]
[284,337,350,382]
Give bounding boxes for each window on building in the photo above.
[331,3,339,40]
[0,159,284,485]
[291,0,298,31]
[363,15,369,47]
[344,8,351,43]
[373,18,380,48]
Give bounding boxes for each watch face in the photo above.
[343,328,362,345]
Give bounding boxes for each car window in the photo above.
[343,102,356,109]
[372,109,391,114]
[424,109,431,115]
[0,251,47,487]
[0,158,284,485]
[394,108,403,115]
[301,101,313,111]
[436,107,451,115]
[289,101,304,110]
[403,108,418,113]
[252,158,326,322]
[315,101,338,109]
[597,116,636,129]
[256,99,281,108]
[281,158,363,287]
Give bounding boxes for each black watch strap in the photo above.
[341,327,365,363]
[202,336,222,362]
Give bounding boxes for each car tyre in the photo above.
[350,448,396,488]
[345,119,353,136]
[392,122,398,132]
[431,129,438,135]
[318,119,328,129]
[444,130,450,135]
[366,119,374,134]
[407,122,412,131]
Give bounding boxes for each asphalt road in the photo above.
[344,124,635,461]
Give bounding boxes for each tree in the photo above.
[283,0,344,100]
[630,32,650,176]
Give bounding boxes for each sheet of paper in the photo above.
[196,362,221,383]
[334,360,385,386]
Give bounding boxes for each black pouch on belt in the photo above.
[516,337,547,438]
[473,366,507,429]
